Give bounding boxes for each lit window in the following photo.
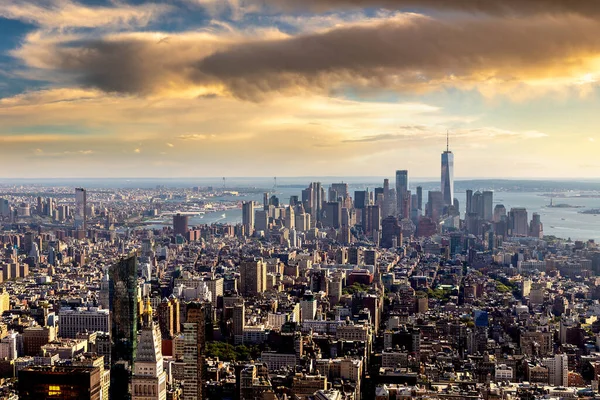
[49,385,61,396]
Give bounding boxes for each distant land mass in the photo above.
[0,177,599,191]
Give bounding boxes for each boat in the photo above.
[221,213,226,218]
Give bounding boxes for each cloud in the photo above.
[0,0,172,29]
[178,134,209,140]
[14,14,600,100]
[250,0,600,16]
[343,127,548,143]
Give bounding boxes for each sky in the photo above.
[0,0,599,179]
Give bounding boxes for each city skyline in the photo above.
[1,1,599,178]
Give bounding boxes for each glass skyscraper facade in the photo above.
[441,150,454,206]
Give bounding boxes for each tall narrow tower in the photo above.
[74,187,87,231]
[132,298,167,400]
[441,131,454,206]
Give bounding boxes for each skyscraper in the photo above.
[416,186,423,211]
[466,189,473,215]
[242,201,254,235]
[482,191,494,221]
[239,258,267,296]
[173,213,189,237]
[132,299,167,400]
[395,170,408,218]
[183,302,206,400]
[441,132,454,206]
[109,255,139,399]
[323,201,341,228]
[508,208,529,236]
[74,187,87,231]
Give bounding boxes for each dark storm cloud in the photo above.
[23,15,600,99]
[252,0,600,16]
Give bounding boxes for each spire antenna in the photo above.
[446,130,449,152]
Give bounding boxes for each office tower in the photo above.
[396,170,410,219]
[109,255,139,398]
[374,187,384,203]
[0,198,9,217]
[307,182,323,223]
[323,201,341,228]
[416,186,423,211]
[395,170,409,217]
[383,179,392,217]
[465,189,473,215]
[58,307,110,338]
[183,302,206,400]
[300,292,317,321]
[239,258,267,296]
[284,206,295,229]
[493,204,506,223]
[426,191,444,221]
[74,187,87,231]
[410,193,419,221]
[381,216,402,248]
[19,365,103,400]
[508,208,529,236]
[330,183,349,201]
[132,300,167,400]
[173,213,189,237]
[254,209,269,232]
[354,190,368,209]
[37,196,43,215]
[242,201,254,235]
[263,192,269,210]
[301,186,313,213]
[289,195,299,206]
[362,205,381,238]
[472,191,483,218]
[441,133,454,206]
[482,191,494,221]
[294,212,310,231]
[233,302,245,344]
[529,213,544,238]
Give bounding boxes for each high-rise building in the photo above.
[254,209,269,232]
[330,183,348,202]
[381,216,402,248]
[308,182,323,224]
[132,299,167,400]
[239,258,267,296]
[482,191,494,221]
[173,213,189,237]
[395,170,409,217]
[323,201,341,229]
[426,191,444,221]
[466,189,473,216]
[508,208,528,236]
[354,190,368,209]
[284,206,295,230]
[441,134,454,206]
[242,201,254,235]
[493,204,506,223]
[74,187,87,231]
[362,205,381,238]
[183,302,206,400]
[529,213,544,238]
[109,255,139,398]
[416,186,423,211]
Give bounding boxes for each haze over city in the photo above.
[1,0,599,178]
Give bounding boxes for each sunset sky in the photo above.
[1,0,599,178]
